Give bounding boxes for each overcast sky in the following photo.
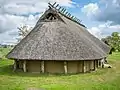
[0,0,120,44]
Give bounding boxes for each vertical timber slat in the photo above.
[64,61,67,74]
[23,60,27,72]
[13,60,17,71]
[41,61,45,73]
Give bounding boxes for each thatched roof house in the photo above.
[7,3,110,74]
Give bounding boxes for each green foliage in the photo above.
[0,47,12,59]
[102,32,120,52]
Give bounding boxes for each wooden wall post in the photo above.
[88,61,91,72]
[94,60,97,70]
[96,60,98,68]
[98,60,99,68]
[102,58,105,68]
[23,60,27,72]
[64,61,68,74]
[82,61,86,73]
[98,60,100,68]
[90,61,92,71]
[41,61,45,73]
[13,60,17,71]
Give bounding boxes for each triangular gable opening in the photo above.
[45,13,57,20]
[42,12,58,21]
[39,8,64,22]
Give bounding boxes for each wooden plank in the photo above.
[64,61,67,74]
[41,61,45,73]
[23,60,27,72]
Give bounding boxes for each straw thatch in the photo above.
[7,6,110,61]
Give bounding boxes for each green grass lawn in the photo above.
[0,48,120,90]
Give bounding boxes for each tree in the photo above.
[17,25,33,42]
[101,32,120,52]
[111,32,120,51]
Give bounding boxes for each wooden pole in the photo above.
[82,61,86,73]
[13,60,17,71]
[94,60,97,70]
[65,12,68,15]
[62,9,66,14]
[89,61,92,71]
[98,60,101,68]
[41,61,45,73]
[88,61,91,72]
[101,59,105,68]
[23,60,27,72]
[61,8,64,13]
[98,60,100,68]
[58,6,61,11]
[64,61,67,74]
[96,60,98,68]
[55,4,59,8]
[52,2,57,7]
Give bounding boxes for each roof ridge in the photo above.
[48,2,86,28]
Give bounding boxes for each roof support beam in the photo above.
[23,60,27,72]
[64,61,68,74]
[41,61,45,73]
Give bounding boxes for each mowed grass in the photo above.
[0,48,120,90]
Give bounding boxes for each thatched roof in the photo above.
[7,5,110,60]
